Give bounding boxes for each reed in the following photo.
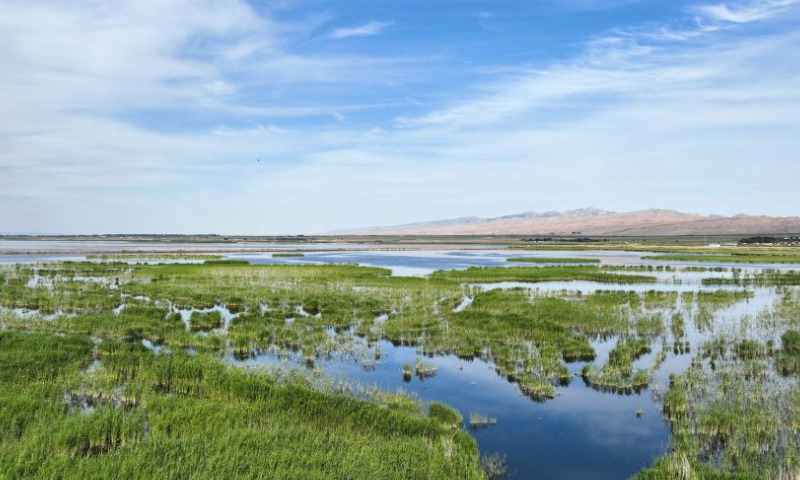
[469,412,498,430]
[0,331,483,480]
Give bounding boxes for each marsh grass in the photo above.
[87,254,223,261]
[3,257,794,479]
[189,310,223,332]
[636,290,800,480]
[505,257,599,264]
[0,331,483,480]
[582,337,659,393]
[469,412,498,430]
[415,358,438,379]
[703,270,800,286]
[0,261,671,401]
[431,266,656,284]
[479,453,508,480]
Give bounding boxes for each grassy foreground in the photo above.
[0,330,482,480]
[3,258,799,479]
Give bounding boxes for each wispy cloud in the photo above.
[693,0,800,23]
[396,0,800,129]
[1,0,799,233]
[329,21,391,39]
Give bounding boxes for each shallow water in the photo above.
[235,337,669,480]
[229,285,786,480]
[235,249,644,276]
[235,249,800,277]
[169,303,240,333]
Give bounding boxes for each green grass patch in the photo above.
[0,331,483,480]
[505,257,600,264]
[430,266,656,284]
[87,254,223,261]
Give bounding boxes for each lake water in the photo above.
[235,338,672,480]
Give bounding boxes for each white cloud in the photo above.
[693,0,800,23]
[1,0,799,233]
[329,21,391,39]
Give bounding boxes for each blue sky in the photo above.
[1,0,799,234]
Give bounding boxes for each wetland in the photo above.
[1,239,799,479]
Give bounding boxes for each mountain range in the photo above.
[337,208,800,236]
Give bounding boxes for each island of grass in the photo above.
[87,254,224,261]
[273,253,306,258]
[506,257,600,264]
[431,265,655,284]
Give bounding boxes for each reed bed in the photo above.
[0,331,483,480]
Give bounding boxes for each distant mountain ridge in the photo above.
[337,208,800,236]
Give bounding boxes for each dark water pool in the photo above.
[236,338,670,480]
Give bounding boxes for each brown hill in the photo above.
[339,208,800,236]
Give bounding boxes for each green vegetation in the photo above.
[469,412,497,430]
[3,253,797,479]
[739,236,800,245]
[603,265,676,272]
[87,254,223,261]
[703,270,800,286]
[0,330,483,480]
[0,261,663,404]
[273,253,306,258]
[681,266,729,272]
[429,402,462,429]
[635,356,800,480]
[431,266,656,284]
[189,310,223,332]
[431,288,663,400]
[505,257,600,264]
[634,290,800,480]
[414,358,438,379]
[582,337,662,394]
[782,330,800,355]
[479,453,508,480]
